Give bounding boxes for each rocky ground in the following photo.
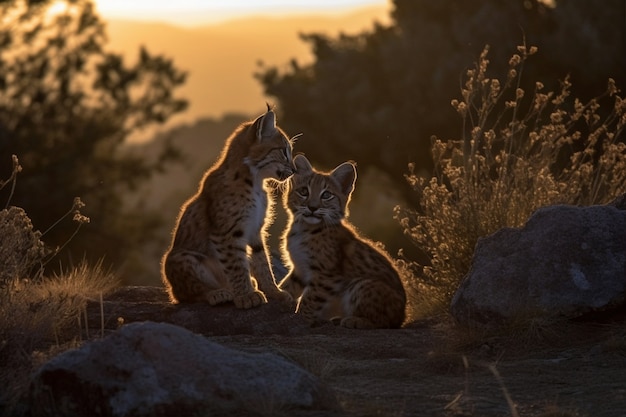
[78,286,626,417]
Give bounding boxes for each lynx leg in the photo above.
[342,279,405,329]
[278,270,305,299]
[296,286,335,327]
[221,240,267,309]
[163,250,231,303]
[249,241,292,303]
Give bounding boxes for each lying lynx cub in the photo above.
[162,107,294,309]
[280,155,406,328]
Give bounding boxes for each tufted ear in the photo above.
[293,154,313,174]
[255,107,276,140]
[331,161,357,197]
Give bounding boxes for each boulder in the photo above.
[29,321,337,417]
[609,192,626,210]
[451,204,626,326]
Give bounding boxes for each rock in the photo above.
[609,192,626,210]
[29,321,338,417]
[451,204,626,327]
[85,286,310,337]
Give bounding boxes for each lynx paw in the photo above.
[266,288,293,303]
[233,290,267,309]
[206,289,234,306]
[266,289,297,312]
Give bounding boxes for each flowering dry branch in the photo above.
[396,44,626,315]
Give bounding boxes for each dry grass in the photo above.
[396,43,626,318]
[0,206,47,292]
[0,260,119,414]
[0,156,119,414]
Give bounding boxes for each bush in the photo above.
[0,156,119,415]
[395,44,626,317]
[0,206,47,293]
[0,0,186,281]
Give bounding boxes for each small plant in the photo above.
[0,206,47,293]
[396,43,626,317]
[1,156,91,293]
[0,155,118,415]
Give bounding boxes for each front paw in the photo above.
[233,290,267,309]
[266,289,297,312]
[206,289,234,306]
[266,288,293,303]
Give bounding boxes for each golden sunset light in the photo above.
[98,0,391,128]
[3,2,625,415]
[94,0,389,26]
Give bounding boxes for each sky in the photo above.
[95,0,389,26]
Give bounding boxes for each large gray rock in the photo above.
[29,322,337,417]
[451,204,626,326]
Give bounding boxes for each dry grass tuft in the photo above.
[0,261,119,413]
[0,155,119,414]
[396,43,626,318]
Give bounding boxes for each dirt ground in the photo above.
[84,287,626,417]
[211,322,626,417]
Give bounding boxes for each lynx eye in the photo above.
[281,148,289,161]
[296,187,309,197]
[320,190,333,200]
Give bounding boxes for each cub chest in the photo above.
[243,183,268,240]
[287,228,340,281]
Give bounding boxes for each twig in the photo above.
[488,364,520,417]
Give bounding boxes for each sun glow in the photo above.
[94,0,388,26]
[46,0,68,15]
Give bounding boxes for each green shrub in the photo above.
[396,44,626,317]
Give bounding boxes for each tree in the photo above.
[0,0,187,278]
[256,0,626,205]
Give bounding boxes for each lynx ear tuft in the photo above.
[331,161,357,197]
[256,108,276,140]
[293,154,313,173]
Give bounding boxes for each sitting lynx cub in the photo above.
[280,155,406,328]
[162,107,294,309]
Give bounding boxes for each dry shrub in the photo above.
[0,206,47,292]
[0,155,119,414]
[396,44,626,318]
[0,260,118,414]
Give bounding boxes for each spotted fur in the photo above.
[162,108,294,308]
[280,155,406,328]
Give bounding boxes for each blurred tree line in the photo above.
[0,0,187,277]
[257,0,626,205]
